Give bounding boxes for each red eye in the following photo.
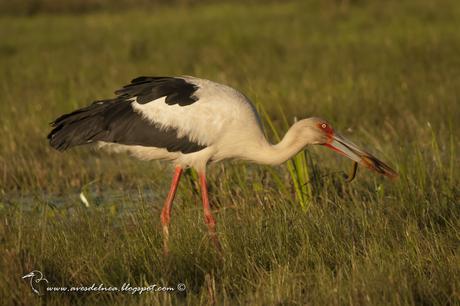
[317,122,333,136]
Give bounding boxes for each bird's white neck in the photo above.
[241,124,307,165]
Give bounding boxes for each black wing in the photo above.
[47,76,205,153]
[115,76,199,105]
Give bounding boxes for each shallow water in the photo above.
[0,187,162,213]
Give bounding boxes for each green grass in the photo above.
[1,1,459,305]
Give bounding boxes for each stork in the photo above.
[48,76,397,253]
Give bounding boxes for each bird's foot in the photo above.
[162,225,170,256]
[208,232,223,258]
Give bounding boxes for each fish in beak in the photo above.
[324,134,398,179]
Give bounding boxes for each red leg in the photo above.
[160,166,183,255]
[199,173,222,252]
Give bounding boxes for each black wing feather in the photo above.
[47,76,205,153]
[115,76,199,106]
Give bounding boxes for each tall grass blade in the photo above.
[257,103,313,210]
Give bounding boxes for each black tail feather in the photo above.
[47,97,206,154]
[47,76,205,154]
[47,100,115,151]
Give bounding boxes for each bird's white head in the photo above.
[295,117,398,178]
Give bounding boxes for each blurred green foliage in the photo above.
[0,0,284,15]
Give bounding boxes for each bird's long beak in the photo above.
[22,272,34,279]
[324,134,398,178]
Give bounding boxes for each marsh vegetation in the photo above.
[0,1,459,304]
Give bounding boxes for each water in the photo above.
[0,187,162,215]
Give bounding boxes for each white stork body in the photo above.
[99,76,269,171]
[48,75,397,253]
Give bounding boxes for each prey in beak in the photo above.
[324,133,398,179]
[316,122,397,179]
